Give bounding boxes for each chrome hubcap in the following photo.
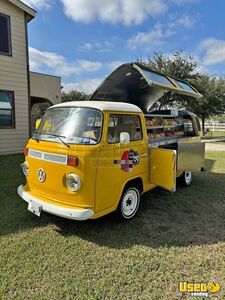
[121,189,138,217]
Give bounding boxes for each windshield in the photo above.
[34,107,103,145]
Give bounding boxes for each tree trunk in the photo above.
[201,116,205,136]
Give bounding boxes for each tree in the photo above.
[138,50,199,80]
[137,50,200,108]
[61,90,89,103]
[138,51,225,133]
[31,102,50,132]
[186,75,225,134]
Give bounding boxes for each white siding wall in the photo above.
[0,0,29,154]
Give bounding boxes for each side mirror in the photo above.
[120,132,130,145]
[35,119,41,130]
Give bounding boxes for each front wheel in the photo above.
[116,187,141,220]
[177,171,193,187]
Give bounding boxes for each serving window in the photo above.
[145,110,197,146]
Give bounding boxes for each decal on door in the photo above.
[114,150,140,172]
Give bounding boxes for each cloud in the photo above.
[62,61,128,93]
[128,24,175,49]
[169,15,195,29]
[176,15,194,29]
[106,60,127,71]
[63,78,103,94]
[195,63,209,74]
[60,0,200,25]
[198,38,225,65]
[22,0,51,9]
[29,47,102,76]
[79,41,113,52]
[79,42,93,51]
[29,47,127,93]
[172,0,200,4]
[60,0,167,25]
[128,13,195,50]
[95,41,114,53]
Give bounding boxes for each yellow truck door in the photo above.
[94,113,147,215]
[150,148,176,192]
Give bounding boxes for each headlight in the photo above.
[21,162,29,177]
[66,173,81,192]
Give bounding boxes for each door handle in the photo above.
[140,153,147,157]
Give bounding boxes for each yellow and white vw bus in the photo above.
[18,63,205,221]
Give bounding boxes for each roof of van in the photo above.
[51,101,142,113]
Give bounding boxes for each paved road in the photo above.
[205,143,225,151]
[203,137,225,143]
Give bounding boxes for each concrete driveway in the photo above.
[205,143,225,151]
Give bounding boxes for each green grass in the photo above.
[202,131,225,140]
[1,152,225,299]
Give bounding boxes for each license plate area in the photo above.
[28,200,42,217]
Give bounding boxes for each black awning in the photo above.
[89,63,202,113]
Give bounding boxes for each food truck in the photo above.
[18,63,205,221]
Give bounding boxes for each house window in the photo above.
[0,91,15,128]
[0,13,12,55]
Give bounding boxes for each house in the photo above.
[0,0,61,154]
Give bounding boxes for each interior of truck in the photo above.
[145,109,201,146]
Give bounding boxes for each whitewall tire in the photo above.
[117,187,140,220]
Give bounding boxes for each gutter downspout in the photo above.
[24,12,32,137]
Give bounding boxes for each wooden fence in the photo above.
[205,123,225,132]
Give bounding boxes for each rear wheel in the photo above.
[116,186,140,220]
[178,171,192,187]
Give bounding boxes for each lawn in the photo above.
[201,130,225,140]
[1,152,225,299]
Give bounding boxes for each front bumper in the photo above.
[17,185,94,221]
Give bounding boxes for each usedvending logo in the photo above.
[179,280,221,298]
[114,150,140,172]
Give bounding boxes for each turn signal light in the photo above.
[67,156,78,167]
[24,148,28,156]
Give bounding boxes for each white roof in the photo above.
[51,101,142,113]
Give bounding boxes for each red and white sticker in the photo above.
[114,150,140,173]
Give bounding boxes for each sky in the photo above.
[22,0,225,94]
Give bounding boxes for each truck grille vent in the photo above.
[28,149,42,159]
[44,153,67,164]
[28,149,67,165]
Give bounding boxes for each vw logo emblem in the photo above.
[37,168,46,182]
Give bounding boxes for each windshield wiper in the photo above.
[32,131,40,143]
[45,133,70,148]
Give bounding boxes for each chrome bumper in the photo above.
[17,185,94,221]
